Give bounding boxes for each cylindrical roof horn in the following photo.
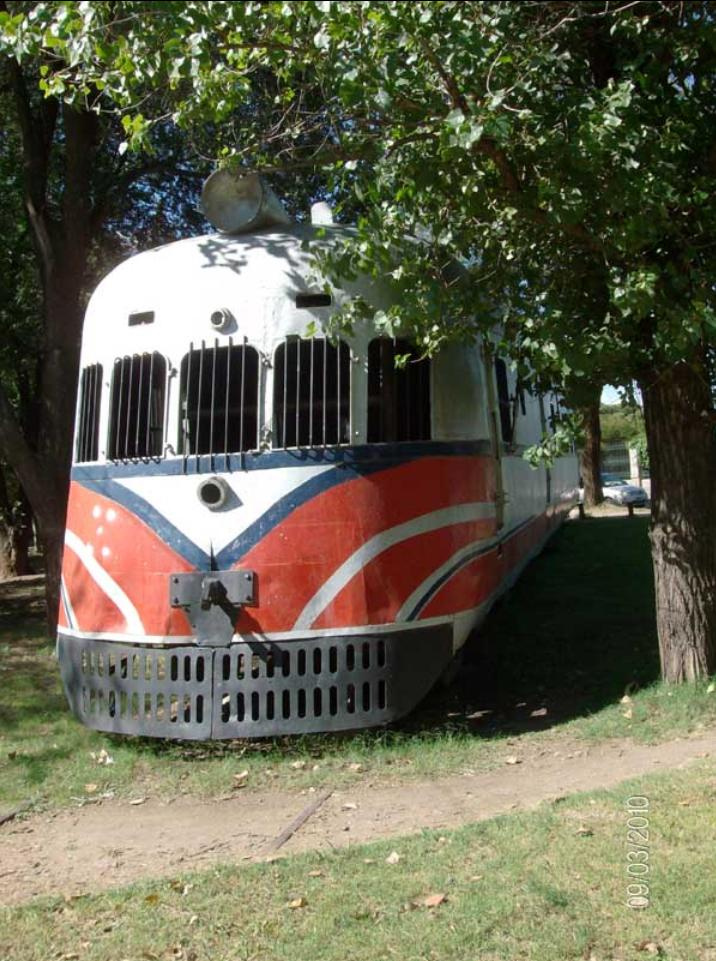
[201,170,292,234]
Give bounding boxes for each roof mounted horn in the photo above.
[201,170,292,235]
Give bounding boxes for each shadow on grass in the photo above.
[135,514,658,762]
[412,513,658,739]
[0,515,658,768]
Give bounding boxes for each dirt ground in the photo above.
[1,726,713,907]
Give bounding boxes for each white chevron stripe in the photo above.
[396,535,499,621]
[117,465,335,555]
[64,529,145,634]
[60,576,78,631]
[293,502,496,630]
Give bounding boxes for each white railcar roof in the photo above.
[81,224,388,364]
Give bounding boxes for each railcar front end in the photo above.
[57,181,577,740]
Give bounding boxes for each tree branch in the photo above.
[2,54,58,283]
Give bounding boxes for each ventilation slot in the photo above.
[128,310,155,326]
[295,292,332,309]
[62,635,400,741]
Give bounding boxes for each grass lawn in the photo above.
[1,514,716,813]
[1,760,714,961]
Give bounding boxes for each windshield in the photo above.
[601,473,626,487]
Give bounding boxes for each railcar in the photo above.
[57,172,578,739]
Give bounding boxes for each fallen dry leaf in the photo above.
[342,802,358,811]
[412,892,448,909]
[84,783,99,794]
[505,755,521,765]
[307,870,323,878]
[169,880,193,896]
[288,897,308,909]
[129,796,147,806]
[144,893,160,905]
[385,851,401,865]
[636,941,662,955]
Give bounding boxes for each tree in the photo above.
[0,91,40,577]
[578,388,604,509]
[600,398,646,450]
[0,3,210,627]
[12,1,716,680]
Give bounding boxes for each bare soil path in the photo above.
[2,727,714,907]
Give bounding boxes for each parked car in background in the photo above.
[601,473,649,508]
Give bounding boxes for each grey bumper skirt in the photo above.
[57,624,453,740]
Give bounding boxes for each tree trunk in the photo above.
[40,516,66,635]
[0,516,32,579]
[640,358,716,682]
[580,393,603,508]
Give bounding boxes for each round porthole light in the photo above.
[210,308,233,332]
[197,476,230,511]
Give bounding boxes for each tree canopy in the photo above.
[2,0,715,679]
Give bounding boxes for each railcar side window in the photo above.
[273,337,350,448]
[494,357,513,444]
[75,363,103,463]
[108,353,166,461]
[367,339,431,443]
[179,341,259,455]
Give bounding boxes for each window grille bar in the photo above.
[78,369,88,462]
[116,358,126,460]
[322,339,327,447]
[86,366,94,461]
[125,356,136,459]
[282,338,288,448]
[135,350,145,456]
[146,352,155,455]
[90,365,98,460]
[85,365,93,462]
[295,336,301,447]
[309,338,315,447]
[336,340,341,443]
[224,336,232,472]
[183,343,193,471]
[109,354,165,462]
[209,338,218,467]
[179,343,259,465]
[272,338,350,450]
[367,338,430,444]
[195,341,205,471]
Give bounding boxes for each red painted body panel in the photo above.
[59,453,569,640]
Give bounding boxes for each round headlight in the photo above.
[197,476,230,511]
